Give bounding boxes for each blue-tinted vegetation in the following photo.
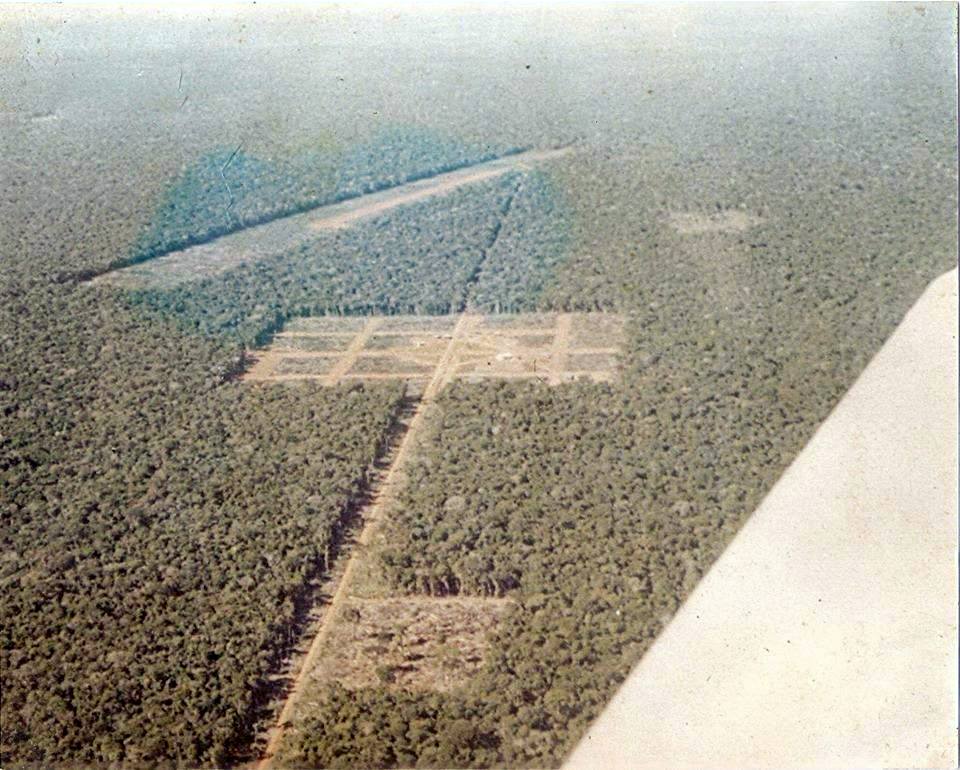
[333,125,513,197]
[128,149,312,265]
[127,166,574,346]
[125,127,522,270]
[467,171,571,313]
[129,175,520,346]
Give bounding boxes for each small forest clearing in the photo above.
[244,311,625,387]
[664,208,762,234]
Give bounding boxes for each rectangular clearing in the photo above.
[307,597,513,694]
[243,312,625,387]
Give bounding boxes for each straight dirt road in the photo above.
[255,314,474,769]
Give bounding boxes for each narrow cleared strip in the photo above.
[323,318,381,386]
[89,146,572,290]
[549,313,574,384]
[255,315,475,769]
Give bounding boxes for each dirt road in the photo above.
[255,314,474,769]
[91,147,572,290]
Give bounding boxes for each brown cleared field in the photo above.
[285,317,368,334]
[244,312,625,387]
[364,334,441,351]
[376,316,459,333]
[307,597,513,694]
[272,335,351,353]
[273,357,337,376]
[474,312,556,330]
[348,356,435,376]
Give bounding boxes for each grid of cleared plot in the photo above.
[243,312,625,387]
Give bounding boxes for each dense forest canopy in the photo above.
[1,4,956,768]
[126,127,519,271]
[126,168,571,347]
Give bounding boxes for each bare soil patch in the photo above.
[377,315,459,333]
[349,356,435,376]
[475,312,556,331]
[272,335,350,353]
[665,209,762,234]
[273,357,336,376]
[515,332,555,347]
[363,335,448,358]
[454,345,546,376]
[306,597,513,694]
[285,316,367,333]
[244,312,626,386]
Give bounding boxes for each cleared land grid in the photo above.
[244,312,624,388]
[247,312,623,767]
[5,7,957,770]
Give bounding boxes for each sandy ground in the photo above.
[244,312,624,386]
[565,269,958,770]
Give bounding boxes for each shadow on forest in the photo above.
[224,391,421,766]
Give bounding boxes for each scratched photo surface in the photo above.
[1,5,956,769]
